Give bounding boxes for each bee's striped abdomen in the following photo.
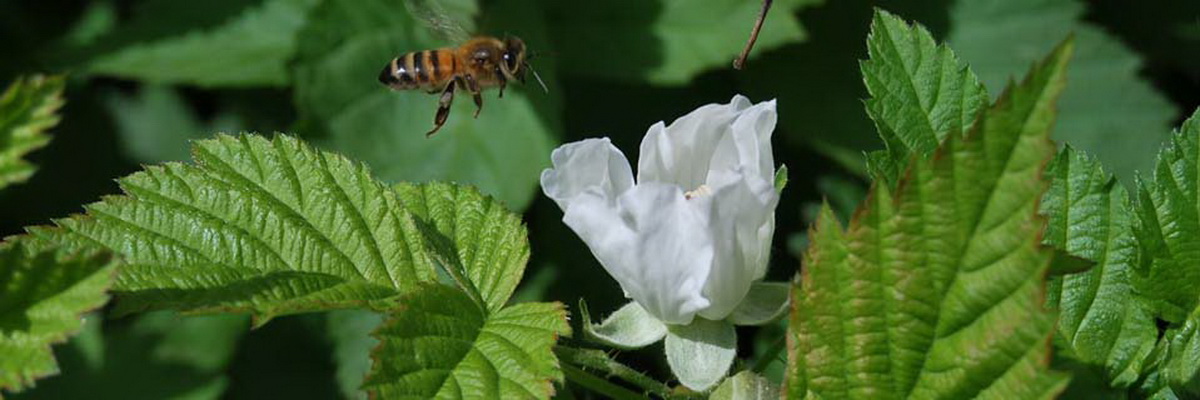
[378,49,456,91]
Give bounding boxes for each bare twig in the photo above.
[734,0,774,70]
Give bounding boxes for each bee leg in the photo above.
[429,80,457,137]
[494,66,507,98]
[463,76,484,118]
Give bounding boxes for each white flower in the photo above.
[540,95,782,325]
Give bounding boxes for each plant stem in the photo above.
[562,364,647,400]
[555,345,673,397]
[751,336,787,373]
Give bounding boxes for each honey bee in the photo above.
[378,36,547,136]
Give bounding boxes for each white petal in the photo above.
[540,138,634,212]
[696,170,779,320]
[708,97,777,185]
[561,183,712,324]
[637,96,755,188]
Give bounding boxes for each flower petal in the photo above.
[637,96,755,189]
[665,318,737,391]
[709,98,777,185]
[561,183,712,324]
[726,281,791,326]
[696,169,779,321]
[582,301,668,349]
[540,138,634,211]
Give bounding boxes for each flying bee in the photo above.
[378,36,548,136]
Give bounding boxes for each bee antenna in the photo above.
[527,63,549,93]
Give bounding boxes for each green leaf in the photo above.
[786,38,1074,399]
[0,75,63,191]
[948,0,1178,183]
[105,85,239,164]
[547,0,821,84]
[1133,109,1200,322]
[581,301,667,350]
[394,182,530,313]
[1133,109,1200,396]
[710,371,780,400]
[14,311,247,400]
[666,318,737,392]
[86,0,321,87]
[292,0,554,211]
[325,310,383,400]
[1040,146,1156,388]
[0,241,115,395]
[28,134,438,323]
[363,284,570,399]
[860,9,987,183]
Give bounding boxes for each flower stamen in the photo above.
[684,185,712,200]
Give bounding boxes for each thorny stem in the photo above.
[562,364,647,400]
[555,345,674,397]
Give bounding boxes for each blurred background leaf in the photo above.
[948,0,1178,183]
[13,312,247,400]
[84,0,321,87]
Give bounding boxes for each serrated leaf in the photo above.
[1133,109,1200,321]
[27,134,440,322]
[1040,146,1156,388]
[394,182,530,312]
[364,284,570,399]
[1133,109,1200,396]
[860,9,987,183]
[0,241,115,395]
[86,0,321,87]
[292,0,554,211]
[786,37,1074,399]
[0,75,63,191]
[547,0,821,84]
[948,0,1178,183]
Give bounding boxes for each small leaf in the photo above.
[726,281,789,326]
[665,318,736,392]
[787,35,1074,399]
[364,284,570,399]
[104,85,237,164]
[86,0,322,87]
[582,301,667,350]
[28,134,443,323]
[709,371,779,400]
[860,9,987,183]
[0,241,115,395]
[1040,146,1156,387]
[0,75,63,191]
[774,165,788,195]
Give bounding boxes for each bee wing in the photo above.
[403,0,473,44]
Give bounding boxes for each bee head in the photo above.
[501,36,528,81]
[501,36,547,93]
